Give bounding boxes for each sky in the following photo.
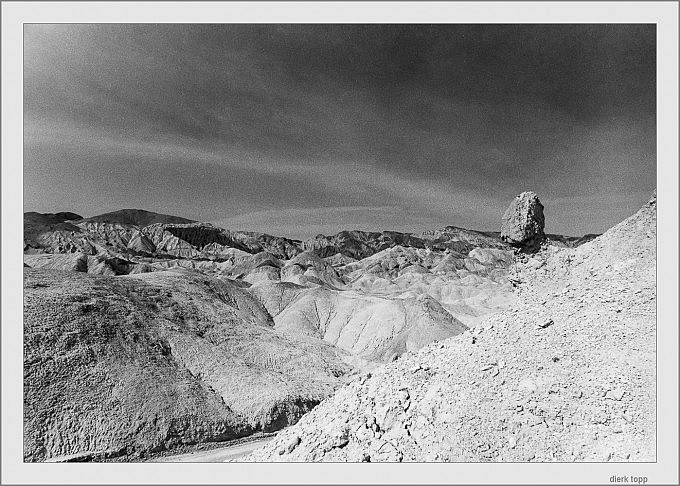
[24,24,656,239]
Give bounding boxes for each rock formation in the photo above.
[501,191,546,251]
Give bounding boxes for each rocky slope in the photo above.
[245,193,656,462]
[23,268,356,462]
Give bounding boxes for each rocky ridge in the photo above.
[24,207,596,275]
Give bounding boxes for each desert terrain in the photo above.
[23,191,654,462]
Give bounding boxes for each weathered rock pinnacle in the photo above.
[500,191,545,251]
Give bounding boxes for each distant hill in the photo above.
[80,209,195,226]
[302,227,509,261]
[24,211,83,225]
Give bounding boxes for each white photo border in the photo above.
[2,2,678,484]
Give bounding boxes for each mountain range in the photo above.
[24,208,597,265]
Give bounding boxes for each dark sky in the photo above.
[24,24,656,238]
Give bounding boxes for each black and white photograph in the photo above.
[1,2,678,485]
